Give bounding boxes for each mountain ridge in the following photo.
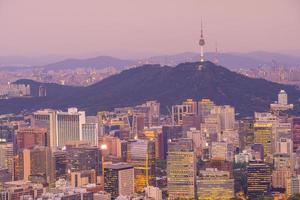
[1,61,300,117]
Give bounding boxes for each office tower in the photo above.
[0,168,11,182]
[211,105,235,130]
[272,168,291,189]
[254,122,272,158]
[104,163,134,199]
[291,175,300,195]
[70,169,96,187]
[32,109,57,148]
[221,129,239,148]
[278,90,288,105]
[157,128,168,160]
[182,99,197,114]
[197,168,234,200]
[52,150,68,180]
[211,141,228,161]
[171,104,194,126]
[127,139,156,193]
[144,185,162,200]
[16,128,47,150]
[131,114,145,139]
[100,135,125,159]
[94,191,111,200]
[187,128,204,152]
[56,108,86,147]
[276,137,293,155]
[23,146,54,185]
[198,99,215,119]
[247,161,271,199]
[1,181,44,200]
[143,100,160,127]
[66,146,102,177]
[167,139,196,200]
[251,143,264,161]
[182,113,201,132]
[0,142,14,177]
[0,125,15,143]
[82,123,98,146]
[293,117,300,152]
[201,113,221,143]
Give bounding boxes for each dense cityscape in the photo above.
[0,88,300,200]
[1,1,300,200]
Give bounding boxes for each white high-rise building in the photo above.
[56,108,86,147]
[278,90,288,105]
[144,185,162,200]
[33,108,86,148]
[211,105,235,131]
[82,123,98,146]
[276,137,293,155]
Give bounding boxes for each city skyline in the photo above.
[0,0,299,58]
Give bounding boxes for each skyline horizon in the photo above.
[0,0,299,59]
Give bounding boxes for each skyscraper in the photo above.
[127,139,156,192]
[247,161,271,199]
[16,128,48,150]
[197,168,234,200]
[104,163,134,199]
[167,139,196,200]
[23,146,54,185]
[66,145,102,178]
[56,108,86,147]
[293,117,300,152]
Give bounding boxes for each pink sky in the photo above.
[0,0,299,58]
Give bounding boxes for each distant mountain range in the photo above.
[1,61,300,117]
[1,51,300,72]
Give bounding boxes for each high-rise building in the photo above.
[254,122,273,158]
[56,108,86,147]
[127,139,156,193]
[32,109,57,148]
[247,161,271,199]
[22,146,54,185]
[276,137,293,155]
[66,145,102,177]
[197,168,234,200]
[16,128,48,150]
[172,101,195,126]
[278,90,288,105]
[82,123,98,146]
[104,163,134,199]
[144,185,162,200]
[211,105,235,131]
[167,139,196,200]
[0,142,14,178]
[211,141,228,161]
[70,169,96,187]
[33,108,86,148]
[198,99,215,119]
[293,117,300,152]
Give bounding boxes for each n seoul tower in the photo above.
[199,20,205,63]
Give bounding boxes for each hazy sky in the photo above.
[0,0,299,58]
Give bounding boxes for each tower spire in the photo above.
[214,42,219,64]
[199,19,205,63]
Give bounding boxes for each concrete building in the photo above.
[104,163,134,199]
[197,168,234,200]
[167,139,196,200]
[144,185,162,200]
